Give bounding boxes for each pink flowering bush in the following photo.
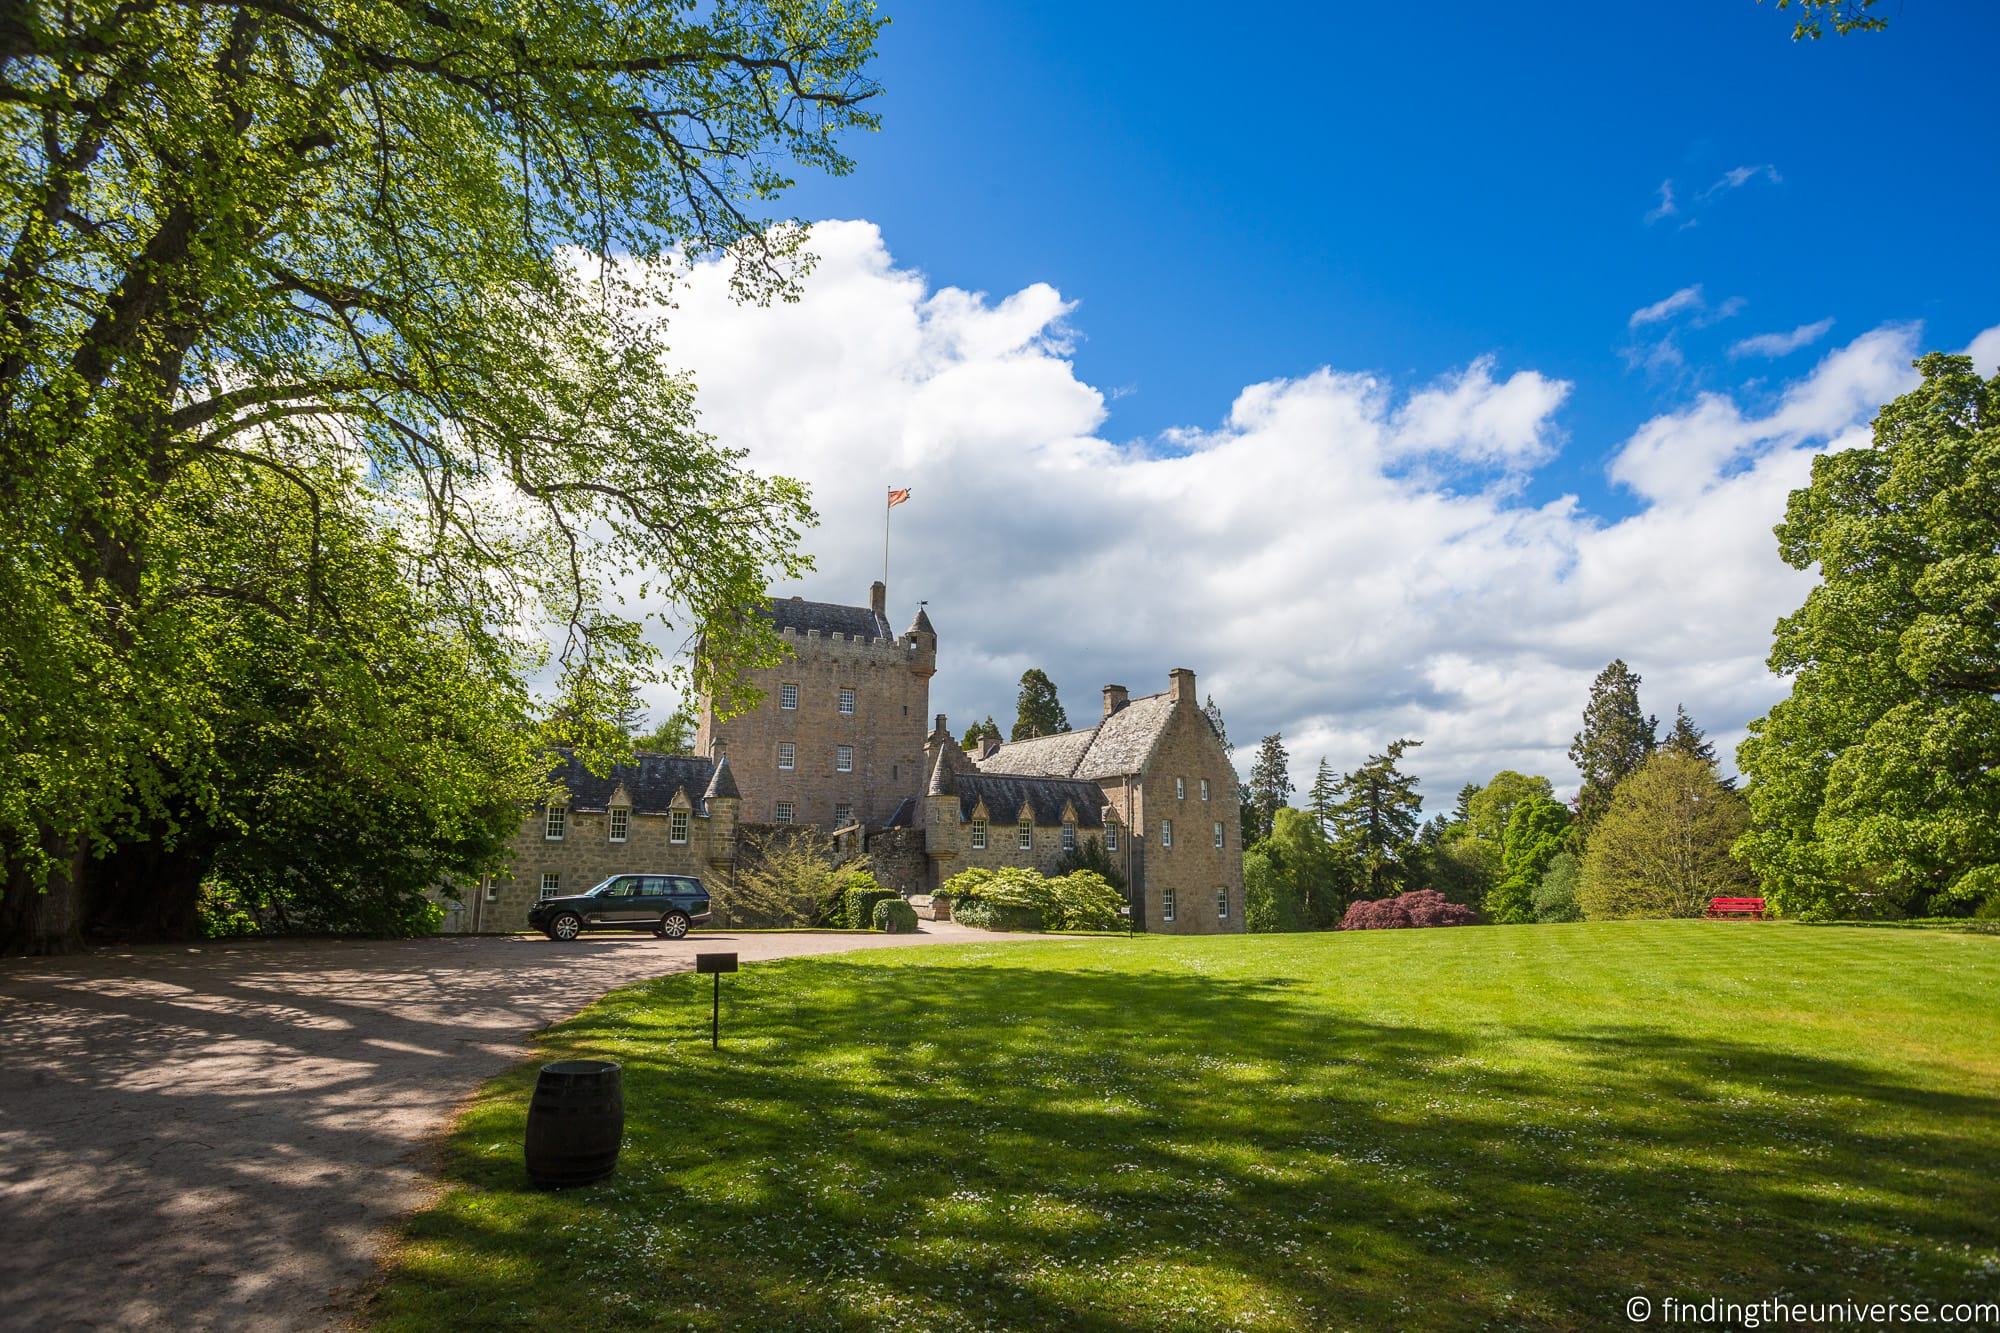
[1339,889,1478,930]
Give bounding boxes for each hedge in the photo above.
[840,880,897,931]
[872,898,919,933]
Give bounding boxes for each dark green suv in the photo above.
[529,874,712,941]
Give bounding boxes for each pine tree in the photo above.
[1307,758,1339,836]
[1660,704,1733,787]
[1450,782,1479,826]
[960,716,1002,751]
[1246,734,1294,843]
[1330,738,1426,898]
[1569,659,1657,836]
[1011,670,1069,741]
[1202,695,1232,753]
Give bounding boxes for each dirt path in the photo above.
[0,925,1018,1330]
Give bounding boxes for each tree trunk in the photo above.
[0,838,87,955]
[86,827,214,941]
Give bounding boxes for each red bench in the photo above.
[1707,896,1767,919]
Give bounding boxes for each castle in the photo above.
[451,581,1244,934]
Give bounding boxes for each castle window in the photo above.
[1214,821,1225,849]
[780,683,798,710]
[1217,888,1229,920]
[1105,824,1118,852]
[778,742,796,771]
[971,818,987,850]
[1176,777,1185,800]
[539,873,560,901]
[775,801,794,825]
[1161,818,1173,848]
[834,803,853,827]
[1017,819,1032,851]
[1201,778,1211,801]
[839,688,856,715]
[670,809,689,844]
[1062,821,1076,852]
[544,807,566,841]
[608,807,629,843]
[836,745,853,772]
[484,881,497,903]
[1162,888,1176,923]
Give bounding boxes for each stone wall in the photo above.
[864,826,929,895]
[1124,679,1244,934]
[696,616,935,831]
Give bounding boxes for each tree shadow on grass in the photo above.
[373,957,2000,1332]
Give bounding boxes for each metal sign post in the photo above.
[695,952,739,1048]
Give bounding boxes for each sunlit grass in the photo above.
[372,923,2000,1330]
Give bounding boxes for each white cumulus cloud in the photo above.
[631,220,1989,808]
[1731,318,1836,359]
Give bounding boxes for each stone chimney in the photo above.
[1102,684,1129,717]
[979,735,1003,761]
[1169,667,1197,705]
[869,580,886,618]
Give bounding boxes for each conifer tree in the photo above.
[1569,660,1657,837]
[1011,671,1069,741]
[1202,695,1232,753]
[1246,734,1294,844]
[960,716,1002,751]
[1330,739,1426,898]
[1307,758,1339,836]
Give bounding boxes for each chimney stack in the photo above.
[869,580,886,618]
[979,735,1003,760]
[1169,667,1197,705]
[1102,684,1129,717]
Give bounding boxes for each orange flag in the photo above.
[887,487,911,508]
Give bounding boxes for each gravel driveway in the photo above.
[0,924,1014,1330]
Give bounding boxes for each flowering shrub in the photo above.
[1339,889,1479,930]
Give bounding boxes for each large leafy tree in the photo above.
[1487,795,1570,925]
[0,0,882,951]
[1738,354,2000,917]
[1568,660,1657,838]
[1465,770,1555,845]
[1329,738,1424,899]
[1580,752,1754,919]
[1010,669,1069,741]
[1245,733,1292,844]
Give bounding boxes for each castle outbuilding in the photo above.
[462,580,1242,934]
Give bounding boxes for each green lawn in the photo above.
[372,923,2000,1331]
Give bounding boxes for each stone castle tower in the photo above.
[694,580,936,830]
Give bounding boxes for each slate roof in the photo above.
[762,595,892,641]
[881,797,917,830]
[954,774,1106,828]
[552,749,714,813]
[907,605,935,636]
[974,690,1181,782]
[703,754,740,801]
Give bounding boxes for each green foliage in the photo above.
[1569,660,1658,839]
[1245,734,1293,844]
[632,710,694,755]
[1737,355,2000,919]
[1327,739,1425,899]
[1201,695,1232,753]
[719,830,855,928]
[1242,845,1301,933]
[1533,852,1584,923]
[940,865,1123,932]
[960,716,1003,751]
[1488,796,1571,925]
[1581,753,1755,919]
[1764,0,1887,41]
[871,898,918,934]
[1055,835,1125,893]
[1426,831,1501,914]
[1264,805,1349,930]
[0,0,882,951]
[840,876,896,931]
[1466,771,1556,845]
[1010,670,1069,741]
[1307,758,1339,836]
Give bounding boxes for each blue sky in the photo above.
[780,2,2000,517]
[638,4,1998,801]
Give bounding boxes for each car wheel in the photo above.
[549,913,583,941]
[658,911,691,940]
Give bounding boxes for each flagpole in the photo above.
[883,488,891,591]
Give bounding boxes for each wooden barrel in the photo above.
[524,1060,624,1189]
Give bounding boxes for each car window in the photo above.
[640,877,671,896]
[596,877,638,898]
[673,877,703,895]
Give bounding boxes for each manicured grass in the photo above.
[373,923,2000,1331]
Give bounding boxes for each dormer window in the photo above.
[608,807,629,843]
[670,809,690,844]
[1061,821,1076,852]
[1105,824,1118,852]
[971,818,987,850]
[780,683,799,710]
[1017,819,1032,851]
[544,807,566,841]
